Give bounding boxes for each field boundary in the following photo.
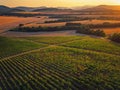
[59,45,120,57]
[0,45,52,62]
[0,37,120,62]
[23,38,120,56]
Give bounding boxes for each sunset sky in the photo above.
[0,0,120,7]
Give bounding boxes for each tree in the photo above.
[109,33,120,43]
[18,24,24,27]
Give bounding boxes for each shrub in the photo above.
[93,29,106,37]
[10,24,105,37]
[65,23,81,27]
[103,22,110,25]
[76,25,106,37]
[109,33,120,43]
[89,23,120,28]
[10,26,66,32]
[18,24,24,27]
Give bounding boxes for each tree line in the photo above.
[10,23,120,43]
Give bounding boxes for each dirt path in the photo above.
[0,30,78,37]
[1,43,119,63]
[0,37,118,62]
[0,45,52,62]
[59,45,120,56]
[0,30,103,39]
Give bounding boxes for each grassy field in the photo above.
[61,37,120,55]
[24,36,83,44]
[24,19,120,35]
[25,20,120,27]
[0,36,120,90]
[102,28,120,34]
[0,37,47,59]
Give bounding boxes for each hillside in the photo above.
[10,8,25,12]
[32,7,72,12]
[72,5,94,10]
[14,6,36,11]
[0,36,120,90]
[0,5,72,13]
[0,5,11,13]
[1,5,120,13]
[0,5,25,13]
[80,5,120,12]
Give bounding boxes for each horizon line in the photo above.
[1,4,120,8]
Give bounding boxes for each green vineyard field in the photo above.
[0,37,47,59]
[0,36,120,90]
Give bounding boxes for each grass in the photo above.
[62,37,120,55]
[0,37,47,59]
[0,36,120,90]
[24,36,83,44]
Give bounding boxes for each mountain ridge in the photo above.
[79,5,120,11]
[1,5,120,13]
[0,5,25,13]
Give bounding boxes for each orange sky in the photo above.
[0,0,120,7]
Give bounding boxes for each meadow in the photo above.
[0,37,47,59]
[0,36,120,90]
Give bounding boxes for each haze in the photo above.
[0,0,120,7]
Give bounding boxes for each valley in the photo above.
[0,4,120,90]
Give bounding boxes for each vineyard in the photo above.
[0,37,47,59]
[0,36,120,90]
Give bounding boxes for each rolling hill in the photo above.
[0,5,25,13]
[80,5,120,12]
[14,6,47,11]
[32,7,72,12]
[0,36,120,90]
[72,5,94,10]
[2,5,120,13]
[14,6,36,11]
[0,5,11,13]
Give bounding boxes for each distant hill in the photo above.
[32,7,72,12]
[0,5,72,14]
[10,8,25,12]
[15,6,36,11]
[1,5,120,13]
[0,5,11,13]
[72,5,94,10]
[0,5,25,13]
[80,5,120,12]
[98,5,120,11]
[15,6,47,11]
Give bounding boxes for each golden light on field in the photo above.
[0,0,120,7]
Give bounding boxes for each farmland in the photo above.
[102,28,120,34]
[24,19,120,27]
[0,37,47,59]
[0,36,120,90]
[1,2,120,90]
[0,16,50,33]
[1,13,120,35]
[24,19,120,35]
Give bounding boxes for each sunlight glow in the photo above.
[0,0,120,7]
